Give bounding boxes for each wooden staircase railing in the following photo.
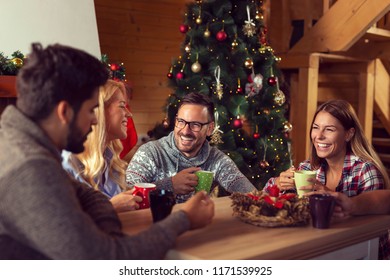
[289,0,390,53]
[268,0,390,165]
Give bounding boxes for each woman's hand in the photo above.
[276,166,296,191]
[110,189,142,213]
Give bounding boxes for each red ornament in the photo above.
[162,118,169,128]
[233,119,242,129]
[179,24,189,33]
[176,72,184,80]
[253,132,260,139]
[110,63,119,71]
[167,72,173,79]
[267,76,277,86]
[260,36,267,45]
[216,30,227,41]
[236,87,243,94]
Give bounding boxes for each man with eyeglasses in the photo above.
[126,92,256,203]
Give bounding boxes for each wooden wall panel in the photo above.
[94,0,185,137]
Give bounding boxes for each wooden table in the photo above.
[119,196,390,260]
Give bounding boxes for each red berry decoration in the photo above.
[253,132,260,139]
[267,76,277,86]
[179,24,189,33]
[176,72,184,80]
[233,119,242,129]
[167,72,173,79]
[216,30,227,41]
[110,63,119,71]
[268,185,280,197]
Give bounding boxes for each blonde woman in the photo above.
[62,79,141,212]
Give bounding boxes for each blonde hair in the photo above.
[309,100,390,189]
[76,80,128,190]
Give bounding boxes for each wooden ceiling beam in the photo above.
[289,0,390,54]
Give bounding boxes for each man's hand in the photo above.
[330,192,354,219]
[171,167,201,195]
[181,191,214,230]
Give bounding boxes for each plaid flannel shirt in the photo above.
[264,152,388,259]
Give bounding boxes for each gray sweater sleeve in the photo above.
[126,144,175,191]
[1,158,190,259]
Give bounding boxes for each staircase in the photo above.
[373,117,390,173]
[268,0,390,165]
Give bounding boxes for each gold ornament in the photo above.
[204,29,210,38]
[216,83,223,99]
[10,57,23,67]
[260,160,269,169]
[196,17,202,24]
[244,58,253,69]
[214,66,223,99]
[274,90,286,106]
[263,108,270,115]
[283,122,293,132]
[191,61,202,73]
[184,44,191,53]
[243,5,256,37]
[243,22,256,37]
[231,39,238,49]
[210,130,224,145]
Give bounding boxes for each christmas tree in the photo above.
[149,0,292,189]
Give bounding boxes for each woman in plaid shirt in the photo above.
[264,99,389,259]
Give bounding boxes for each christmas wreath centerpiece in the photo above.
[230,185,310,227]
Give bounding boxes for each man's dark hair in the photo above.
[16,43,108,121]
[179,92,215,122]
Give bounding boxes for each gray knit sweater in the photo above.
[0,106,190,259]
[126,132,256,203]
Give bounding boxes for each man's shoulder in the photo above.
[207,145,229,158]
[1,138,58,175]
[138,135,171,151]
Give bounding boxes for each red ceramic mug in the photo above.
[133,183,156,209]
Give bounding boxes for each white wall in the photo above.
[0,0,101,58]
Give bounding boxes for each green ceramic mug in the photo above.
[195,170,214,193]
[294,170,317,197]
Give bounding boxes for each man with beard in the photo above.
[126,92,256,203]
[0,43,214,259]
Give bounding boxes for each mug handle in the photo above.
[133,189,144,200]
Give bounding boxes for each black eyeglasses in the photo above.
[175,117,211,132]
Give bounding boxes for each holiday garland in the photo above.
[101,54,127,82]
[0,51,25,75]
[0,51,126,82]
